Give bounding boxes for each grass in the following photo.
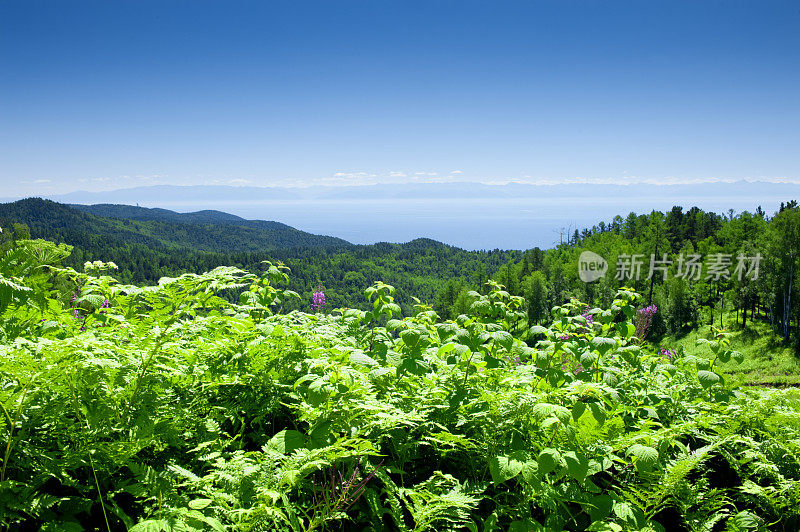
[654,310,800,386]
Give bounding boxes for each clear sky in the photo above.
[1,0,798,197]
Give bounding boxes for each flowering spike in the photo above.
[311,284,326,312]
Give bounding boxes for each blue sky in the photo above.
[1,0,798,196]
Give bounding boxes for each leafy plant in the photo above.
[2,238,800,531]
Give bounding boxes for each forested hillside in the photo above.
[477,201,800,350]
[0,198,350,253]
[0,198,519,313]
[71,202,311,230]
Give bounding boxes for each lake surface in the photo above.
[142,195,785,250]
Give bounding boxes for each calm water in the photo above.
[143,195,784,250]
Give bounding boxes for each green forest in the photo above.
[0,199,519,315]
[1,199,800,530]
[2,198,799,353]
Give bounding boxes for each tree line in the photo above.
[440,201,800,348]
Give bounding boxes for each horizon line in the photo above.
[7,176,800,198]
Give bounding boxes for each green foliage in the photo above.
[2,239,800,531]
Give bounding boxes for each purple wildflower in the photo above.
[634,304,658,341]
[101,299,110,308]
[311,286,326,312]
[659,348,675,361]
[640,304,657,317]
[558,334,570,341]
[578,309,595,334]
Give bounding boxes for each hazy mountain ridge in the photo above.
[15,180,800,205]
[70,204,251,225]
[70,203,298,232]
[3,181,798,249]
[0,198,352,253]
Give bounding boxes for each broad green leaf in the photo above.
[627,444,658,472]
[399,329,421,347]
[537,448,562,476]
[520,460,540,484]
[697,370,721,388]
[615,322,635,339]
[188,498,212,510]
[564,451,590,482]
[585,494,613,521]
[655,364,677,376]
[268,429,305,454]
[529,325,548,335]
[469,299,491,315]
[541,417,561,429]
[728,511,762,529]
[437,342,456,356]
[76,293,106,310]
[532,403,571,423]
[187,511,225,531]
[386,319,404,330]
[591,336,616,355]
[399,356,431,376]
[612,501,636,523]
[349,351,378,367]
[572,401,587,422]
[580,352,598,368]
[589,402,606,425]
[489,330,514,350]
[488,451,528,483]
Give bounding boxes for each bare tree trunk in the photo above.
[789,261,794,340]
[783,290,789,339]
[742,301,747,327]
[709,304,714,331]
[785,261,794,341]
[648,236,659,305]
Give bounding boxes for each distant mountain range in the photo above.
[71,203,261,225]
[0,198,351,253]
[7,180,800,205]
[3,181,798,249]
[70,203,328,236]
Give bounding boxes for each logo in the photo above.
[578,251,608,282]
